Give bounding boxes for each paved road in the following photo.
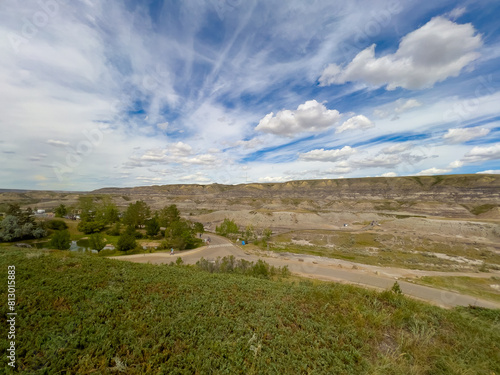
[110,234,500,309]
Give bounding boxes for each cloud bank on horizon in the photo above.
[1,0,499,190]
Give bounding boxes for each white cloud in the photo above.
[331,161,352,174]
[443,127,490,144]
[157,122,169,130]
[350,154,403,168]
[374,99,422,119]
[476,170,500,174]
[298,146,356,162]
[256,100,341,137]
[336,115,374,133]
[461,144,500,163]
[47,139,70,147]
[448,160,464,169]
[380,172,398,177]
[169,142,193,157]
[319,17,482,90]
[445,6,467,21]
[258,176,289,183]
[416,167,452,175]
[395,99,422,113]
[179,173,211,183]
[381,143,413,154]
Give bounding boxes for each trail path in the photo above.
[109,234,500,309]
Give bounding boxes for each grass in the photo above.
[409,276,500,304]
[1,247,499,374]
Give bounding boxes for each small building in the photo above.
[36,209,45,214]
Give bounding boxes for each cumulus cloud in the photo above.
[336,115,374,133]
[256,100,341,137]
[169,142,193,157]
[126,141,221,168]
[443,127,490,144]
[319,17,482,90]
[298,146,356,162]
[461,144,500,163]
[416,167,452,175]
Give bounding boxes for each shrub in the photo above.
[117,233,136,251]
[106,222,121,236]
[77,220,105,234]
[215,218,239,237]
[195,256,289,280]
[46,219,68,230]
[89,233,106,252]
[49,230,71,250]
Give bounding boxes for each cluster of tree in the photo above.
[54,204,68,218]
[0,204,46,242]
[76,196,120,234]
[115,202,204,251]
[196,256,290,279]
[215,218,272,244]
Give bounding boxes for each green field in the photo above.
[1,248,499,374]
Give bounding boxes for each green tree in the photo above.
[54,204,67,218]
[263,228,273,240]
[117,233,137,251]
[164,220,197,250]
[46,219,68,231]
[122,200,151,228]
[77,220,105,234]
[77,195,119,233]
[89,233,106,252]
[145,216,160,237]
[106,222,121,236]
[216,218,239,237]
[158,204,180,228]
[242,225,256,242]
[49,230,71,250]
[0,214,46,242]
[6,204,34,226]
[193,222,205,235]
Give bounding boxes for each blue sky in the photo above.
[1,0,499,190]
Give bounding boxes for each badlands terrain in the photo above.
[2,174,500,276]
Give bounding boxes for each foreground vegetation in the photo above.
[1,248,499,374]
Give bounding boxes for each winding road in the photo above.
[110,234,500,309]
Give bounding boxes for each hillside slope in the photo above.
[93,174,500,218]
[1,248,499,374]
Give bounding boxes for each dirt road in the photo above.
[109,234,500,309]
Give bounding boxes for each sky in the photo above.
[1,0,500,190]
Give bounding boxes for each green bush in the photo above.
[89,233,106,252]
[46,219,68,230]
[49,230,71,250]
[196,256,288,279]
[77,220,105,234]
[117,233,136,251]
[215,218,239,237]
